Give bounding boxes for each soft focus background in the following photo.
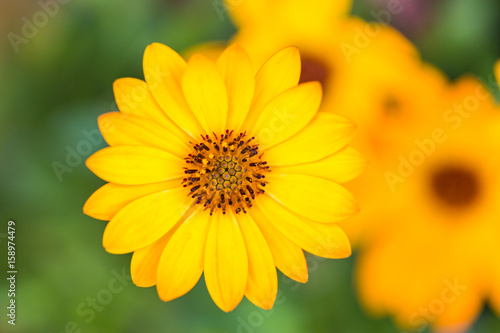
[1,0,500,332]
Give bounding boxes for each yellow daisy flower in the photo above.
[354,63,500,331]
[84,43,365,312]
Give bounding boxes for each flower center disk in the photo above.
[431,165,480,208]
[183,131,269,215]
[299,56,330,89]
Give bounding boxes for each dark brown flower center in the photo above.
[431,166,480,208]
[383,94,402,116]
[299,56,329,89]
[183,131,269,215]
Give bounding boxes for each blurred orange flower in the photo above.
[353,64,500,331]
[219,0,417,127]
[339,59,450,245]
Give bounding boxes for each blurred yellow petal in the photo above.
[265,112,356,166]
[244,46,301,129]
[182,54,228,134]
[224,0,352,30]
[236,213,277,310]
[98,112,190,158]
[266,174,358,223]
[216,44,255,131]
[143,43,204,137]
[204,211,248,312]
[102,188,192,254]
[256,195,351,258]
[272,147,367,184]
[183,41,226,63]
[131,228,177,288]
[250,205,308,283]
[434,290,483,329]
[157,210,211,302]
[86,146,184,185]
[83,180,180,221]
[112,78,190,143]
[357,237,438,322]
[251,82,322,150]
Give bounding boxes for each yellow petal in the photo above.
[216,44,255,131]
[131,228,177,288]
[265,112,356,166]
[182,54,228,134]
[243,47,301,130]
[98,112,190,158]
[496,60,500,85]
[86,146,184,185]
[112,78,190,143]
[204,211,248,312]
[84,180,180,221]
[265,173,358,223]
[102,188,192,254]
[143,43,204,138]
[157,210,211,301]
[251,82,322,150]
[255,195,351,258]
[272,147,367,184]
[249,206,308,283]
[236,213,277,310]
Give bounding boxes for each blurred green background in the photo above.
[1,0,499,332]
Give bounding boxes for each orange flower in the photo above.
[354,63,500,331]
